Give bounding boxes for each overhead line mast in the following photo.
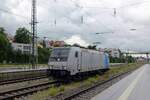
[31,0,38,68]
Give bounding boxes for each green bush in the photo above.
[48,87,59,96]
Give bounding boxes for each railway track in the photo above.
[0,75,48,85]
[0,69,49,85]
[0,80,60,100]
[60,71,133,100]
[0,65,142,100]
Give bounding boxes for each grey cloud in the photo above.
[0,0,150,52]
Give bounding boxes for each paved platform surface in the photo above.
[0,63,123,73]
[91,64,150,100]
[0,67,48,73]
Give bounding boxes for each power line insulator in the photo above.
[114,8,117,17]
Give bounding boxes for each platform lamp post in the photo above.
[128,29,137,63]
[125,52,129,64]
[146,52,149,63]
[43,37,47,48]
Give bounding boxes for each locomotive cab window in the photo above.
[75,51,78,58]
[49,48,70,61]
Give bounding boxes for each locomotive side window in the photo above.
[75,51,78,58]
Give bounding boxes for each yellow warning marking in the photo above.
[118,67,145,100]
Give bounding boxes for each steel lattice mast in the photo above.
[31,0,38,68]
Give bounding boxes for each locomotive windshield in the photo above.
[49,48,70,61]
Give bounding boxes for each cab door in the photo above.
[70,51,79,75]
[75,51,79,71]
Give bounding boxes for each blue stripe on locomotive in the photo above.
[103,53,109,69]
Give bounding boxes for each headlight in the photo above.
[64,67,67,69]
[48,65,53,69]
[63,66,67,69]
[48,66,51,69]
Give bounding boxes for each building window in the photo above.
[24,51,30,54]
[18,45,22,47]
[23,46,30,50]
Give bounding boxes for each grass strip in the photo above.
[0,64,47,67]
[29,63,144,100]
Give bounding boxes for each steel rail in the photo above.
[63,70,133,100]
[0,80,60,100]
[0,75,48,85]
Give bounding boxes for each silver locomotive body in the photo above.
[48,47,109,76]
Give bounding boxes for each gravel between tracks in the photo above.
[51,71,132,100]
[0,78,51,93]
[70,72,129,100]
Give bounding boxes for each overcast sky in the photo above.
[0,0,150,52]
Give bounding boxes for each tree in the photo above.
[64,44,71,47]
[14,27,31,44]
[38,47,51,64]
[87,45,97,50]
[0,27,5,34]
[126,56,135,63]
[72,43,86,48]
[0,27,10,63]
[73,43,81,47]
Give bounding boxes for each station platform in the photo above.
[0,63,123,73]
[91,64,150,100]
[0,67,48,73]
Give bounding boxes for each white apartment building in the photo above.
[100,48,121,58]
[110,49,120,58]
[11,43,32,54]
